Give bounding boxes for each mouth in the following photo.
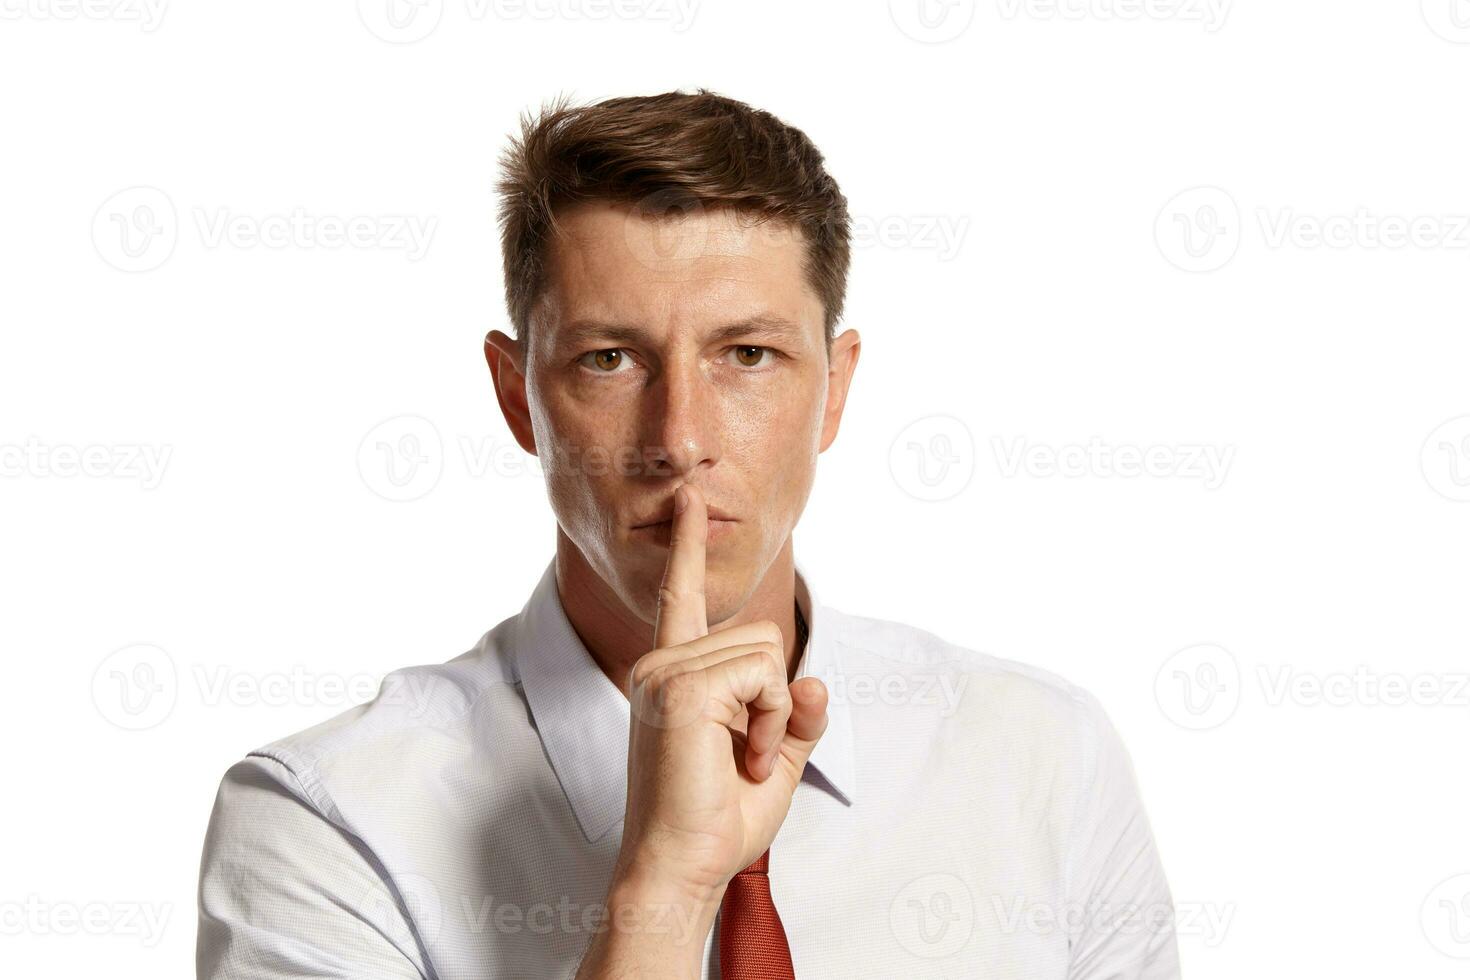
[630,516,739,545]
[631,502,737,528]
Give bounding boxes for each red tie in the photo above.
[718,848,795,979]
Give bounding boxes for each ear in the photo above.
[484,330,537,456]
[818,328,861,452]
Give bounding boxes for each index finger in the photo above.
[653,482,708,650]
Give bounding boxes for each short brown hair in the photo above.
[495,89,851,357]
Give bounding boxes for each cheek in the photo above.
[535,401,634,530]
[725,380,824,453]
[723,390,822,514]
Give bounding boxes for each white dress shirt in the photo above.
[197,556,1179,979]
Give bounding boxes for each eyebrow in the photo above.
[556,313,807,350]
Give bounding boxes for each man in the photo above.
[197,89,1180,979]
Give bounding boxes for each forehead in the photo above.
[535,201,823,346]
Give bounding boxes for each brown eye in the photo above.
[590,349,624,372]
[734,345,768,367]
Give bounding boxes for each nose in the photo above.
[642,355,721,478]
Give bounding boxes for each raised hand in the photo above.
[616,481,829,900]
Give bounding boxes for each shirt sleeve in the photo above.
[196,753,428,980]
[1063,693,1181,980]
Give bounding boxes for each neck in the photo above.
[553,527,805,697]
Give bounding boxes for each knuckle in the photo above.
[662,668,703,700]
[629,654,657,690]
[757,620,785,649]
[750,642,783,676]
[745,650,789,693]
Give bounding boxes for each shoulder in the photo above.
[816,603,1122,769]
[228,615,526,810]
[823,603,1107,716]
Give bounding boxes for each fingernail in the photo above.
[675,485,688,514]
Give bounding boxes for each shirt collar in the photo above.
[514,555,856,845]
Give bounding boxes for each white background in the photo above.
[3,0,1469,976]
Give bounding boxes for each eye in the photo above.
[577,349,634,374]
[728,345,776,369]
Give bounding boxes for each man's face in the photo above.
[496,200,856,627]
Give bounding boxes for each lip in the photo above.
[631,503,738,528]
[631,517,739,544]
